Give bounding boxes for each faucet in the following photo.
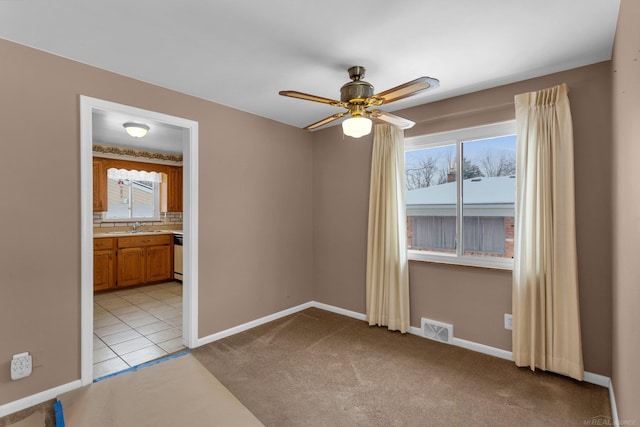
[132,222,141,233]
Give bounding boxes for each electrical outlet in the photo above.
[11,352,32,380]
[504,314,513,331]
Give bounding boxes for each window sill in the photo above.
[408,250,513,271]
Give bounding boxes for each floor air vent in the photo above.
[421,318,454,344]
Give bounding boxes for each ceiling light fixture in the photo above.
[123,122,150,138]
[342,116,372,138]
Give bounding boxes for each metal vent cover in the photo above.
[421,318,454,344]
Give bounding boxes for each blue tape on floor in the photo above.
[93,350,191,383]
[54,400,65,427]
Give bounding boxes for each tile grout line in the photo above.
[92,282,185,377]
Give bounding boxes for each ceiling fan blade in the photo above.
[370,110,415,130]
[279,91,347,107]
[304,112,348,130]
[373,77,440,104]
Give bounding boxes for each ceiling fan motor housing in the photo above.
[340,80,374,103]
[340,65,374,103]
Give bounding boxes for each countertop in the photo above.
[94,230,182,238]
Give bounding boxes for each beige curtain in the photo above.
[366,124,410,333]
[513,83,584,380]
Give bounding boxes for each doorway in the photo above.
[80,96,199,385]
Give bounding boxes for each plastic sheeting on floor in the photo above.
[57,353,264,427]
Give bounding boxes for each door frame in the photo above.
[80,96,199,385]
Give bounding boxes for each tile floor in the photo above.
[93,281,185,379]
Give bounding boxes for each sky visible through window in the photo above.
[405,135,516,182]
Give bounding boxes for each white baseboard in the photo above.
[311,301,367,321]
[195,301,314,347]
[608,381,619,426]
[583,371,611,388]
[0,379,81,418]
[194,301,367,348]
[450,337,514,361]
[316,303,614,393]
[1,301,618,422]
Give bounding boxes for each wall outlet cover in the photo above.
[504,314,513,330]
[11,352,32,380]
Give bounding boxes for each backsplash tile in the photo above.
[93,212,183,228]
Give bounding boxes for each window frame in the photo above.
[405,121,516,270]
[105,173,162,222]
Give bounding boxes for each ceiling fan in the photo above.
[279,66,439,138]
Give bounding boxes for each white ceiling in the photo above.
[92,110,185,154]
[0,0,620,152]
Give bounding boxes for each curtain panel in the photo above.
[513,83,584,381]
[366,124,410,333]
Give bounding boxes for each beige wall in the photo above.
[612,0,640,422]
[313,62,613,376]
[0,31,622,409]
[0,39,314,405]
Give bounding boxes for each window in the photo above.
[105,168,162,220]
[405,121,516,269]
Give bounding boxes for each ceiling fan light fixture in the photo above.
[342,116,372,138]
[123,122,150,138]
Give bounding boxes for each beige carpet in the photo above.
[58,353,263,427]
[193,307,611,427]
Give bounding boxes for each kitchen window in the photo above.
[105,168,161,220]
[405,121,516,269]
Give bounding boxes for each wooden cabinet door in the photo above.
[146,245,172,283]
[168,167,183,212]
[93,158,107,212]
[94,249,114,291]
[117,247,146,287]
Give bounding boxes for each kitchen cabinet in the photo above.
[117,234,173,288]
[168,166,183,212]
[93,238,115,291]
[93,158,107,212]
[147,245,173,282]
[117,247,146,287]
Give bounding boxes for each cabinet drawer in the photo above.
[94,238,115,250]
[117,234,171,248]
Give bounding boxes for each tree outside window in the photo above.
[405,122,516,268]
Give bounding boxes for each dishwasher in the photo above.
[174,233,183,282]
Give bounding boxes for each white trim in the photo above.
[405,120,517,150]
[311,302,367,321]
[194,301,367,348]
[451,337,514,361]
[314,302,613,392]
[80,96,199,385]
[408,250,514,270]
[80,97,94,385]
[608,381,619,426]
[182,124,199,348]
[195,302,314,347]
[2,301,618,421]
[583,371,611,389]
[0,380,81,417]
[405,120,517,270]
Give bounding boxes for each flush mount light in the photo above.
[123,122,150,138]
[341,116,372,138]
